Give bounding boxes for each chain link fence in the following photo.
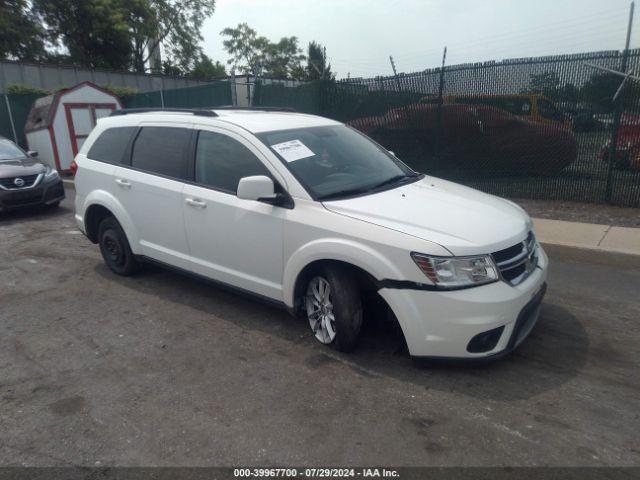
[255,49,640,207]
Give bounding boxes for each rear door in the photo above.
[113,124,193,270]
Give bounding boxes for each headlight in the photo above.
[411,253,499,289]
[44,166,60,180]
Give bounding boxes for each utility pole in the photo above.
[605,1,634,203]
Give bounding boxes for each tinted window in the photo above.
[87,127,136,164]
[131,127,191,179]
[195,131,270,193]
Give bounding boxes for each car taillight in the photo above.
[70,160,78,176]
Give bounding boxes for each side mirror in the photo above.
[237,175,276,201]
[27,150,38,158]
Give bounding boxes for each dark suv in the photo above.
[0,136,65,212]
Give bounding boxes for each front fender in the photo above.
[81,189,141,254]
[283,238,405,308]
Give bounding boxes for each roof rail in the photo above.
[110,108,217,117]
[212,106,297,113]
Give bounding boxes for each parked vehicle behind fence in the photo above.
[599,112,640,171]
[349,103,578,176]
[421,93,572,129]
[73,108,547,361]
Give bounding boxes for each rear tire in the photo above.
[98,216,140,276]
[305,265,363,352]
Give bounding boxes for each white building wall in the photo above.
[51,84,122,170]
[25,129,54,169]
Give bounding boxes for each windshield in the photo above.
[257,125,419,200]
[0,139,27,160]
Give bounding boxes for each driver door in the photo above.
[182,127,286,301]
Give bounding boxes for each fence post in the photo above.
[434,46,447,164]
[605,1,634,203]
[159,88,165,108]
[4,94,18,144]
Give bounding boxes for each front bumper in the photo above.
[379,245,548,359]
[0,177,65,212]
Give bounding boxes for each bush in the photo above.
[5,84,50,96]
[100,84,139,98]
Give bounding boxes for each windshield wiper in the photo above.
[370,173,421,190]
[317,186,375,201]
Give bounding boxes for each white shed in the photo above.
[24,82,123,172]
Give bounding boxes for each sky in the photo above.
[200,0,638,79]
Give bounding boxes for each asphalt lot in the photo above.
[0,188,639,467]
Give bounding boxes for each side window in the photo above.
[195,131,271,194]
[87,127,136,164]
[131,127,191,179]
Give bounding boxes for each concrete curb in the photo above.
[533,218,640,258]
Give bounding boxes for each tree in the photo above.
[221,23,305,79]
[30,0,216,73]
[129,0,216,73]
[0,0,46,60]
[190,53,227,79]
[220,23,263,75]
[33,0,134,69]
[305,41,334,81]
[262,37,305,79]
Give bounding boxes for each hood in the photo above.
[323,177,531,256]
[0,158,47,178]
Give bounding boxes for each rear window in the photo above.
[87,127,136,164]
[130,127,191,179]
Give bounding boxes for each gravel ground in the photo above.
[0,189,639,467]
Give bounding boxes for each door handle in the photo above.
[185,197,207,209]
[115,178,131,189]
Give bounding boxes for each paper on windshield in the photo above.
[270,139,315,163]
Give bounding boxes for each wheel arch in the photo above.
[283,239,404,310]
[81,190,139,251]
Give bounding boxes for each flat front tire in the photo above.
[98,216,140,276]
[305,265,363,352]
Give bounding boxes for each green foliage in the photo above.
[2,0,218,77]
[522,70,640,111]
[5,84,50,95]
[33,0,135,69]
[190,54,227,80]
[0,0,47,60]
[100,84,140,97]
[221,23,305,80]
[306,41,334,81]
[130,0,216,74]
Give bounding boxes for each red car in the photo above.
[349,103,577,176]
[599,112,640,171]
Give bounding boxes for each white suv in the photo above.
[73,107,547,360]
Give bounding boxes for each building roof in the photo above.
[25,81,120,133]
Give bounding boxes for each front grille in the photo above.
[492,231,538,286]
[0,174,40,190]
